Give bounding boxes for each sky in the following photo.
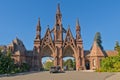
[0,0,120,51]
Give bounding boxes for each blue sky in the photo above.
[0,0,120,50]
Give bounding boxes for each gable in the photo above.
[90,41,105,57]
[63,28,76,50]
[41,28,55,51]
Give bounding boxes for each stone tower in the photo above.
[52,4,64,67]
[33,18,42,70]
[75,19,85,70]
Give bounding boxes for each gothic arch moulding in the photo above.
[41,45,54,58]
[63,45,76,58]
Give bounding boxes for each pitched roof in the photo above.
[26,50,33,56]
[8,37,26,55]
[84,50,90,57]
[90,41,105,57]
[105,50,118,56]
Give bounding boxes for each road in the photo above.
[0,71,116,80]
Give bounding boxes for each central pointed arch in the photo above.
[63,45,76,58]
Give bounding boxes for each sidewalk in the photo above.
[105,73,120,80]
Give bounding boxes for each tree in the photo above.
[0,49,30,74]
[98,41,120,72]
[100,56,120,72]
[44,61,54,70]
[0,50,14,74]
[64,59,73,70]
[114,41,119,50]
[114,41,120,56]
[94,32,103,50]
[73,59,76,70]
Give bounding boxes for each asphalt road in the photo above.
[0,71,116,80]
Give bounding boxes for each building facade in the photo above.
[0,4,118,71]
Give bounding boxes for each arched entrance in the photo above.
[42,57,54,71]
[85,60,90,70]
[63,57,76,71]
[41,45,54,70]
[63,45,76,70]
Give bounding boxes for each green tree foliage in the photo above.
[20,63,30,72]
[0,50,14,74]
[94,32,103,50]
[64,59,74,70]
[0,50,30,74]
[44,61,54,70]
[98,41,120,72]
[114,41,119,50]
[100,56,120,72]
[73,59,76,70]
[114,41,120,56]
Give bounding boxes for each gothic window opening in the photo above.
[92,59,96,67]
[46,35,50,42]
[46,38,49,42]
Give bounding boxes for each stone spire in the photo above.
[53,3,63,41]
[76,18,81,40]
[37,18,41,31]
[35,18,41,39]
[76,18,80,31]
[56,3,62,25]
[56,3,61,14]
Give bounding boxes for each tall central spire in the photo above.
[53,3,63,41]
[56,3,62,25]
[56,3,61,14]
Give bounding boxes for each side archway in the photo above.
[40,45,54,70]
[41,45,54,57]
[62,45,76,70]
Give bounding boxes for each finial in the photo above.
[15,34,19,40]
[68,25,70,29]
[76,18,80,27]
[47,25,50,30]
[38,17,40,26]
[47,25,49,28]
[76,18,80,31]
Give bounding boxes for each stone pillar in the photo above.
[82,57,85,70]
[59,56,63,70]
[39,56,42,69]
[54,57,58,66]
[76,57,80,71]
[81,49,85,70]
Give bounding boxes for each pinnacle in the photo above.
[68,25,70,29]
[76,18,80,27]
[76,18,80,31]
[37,17,40,26]
[47,25,50,30]
[56,3,61,14]
[37,18,41,31]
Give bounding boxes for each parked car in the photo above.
[49,66,61,73]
